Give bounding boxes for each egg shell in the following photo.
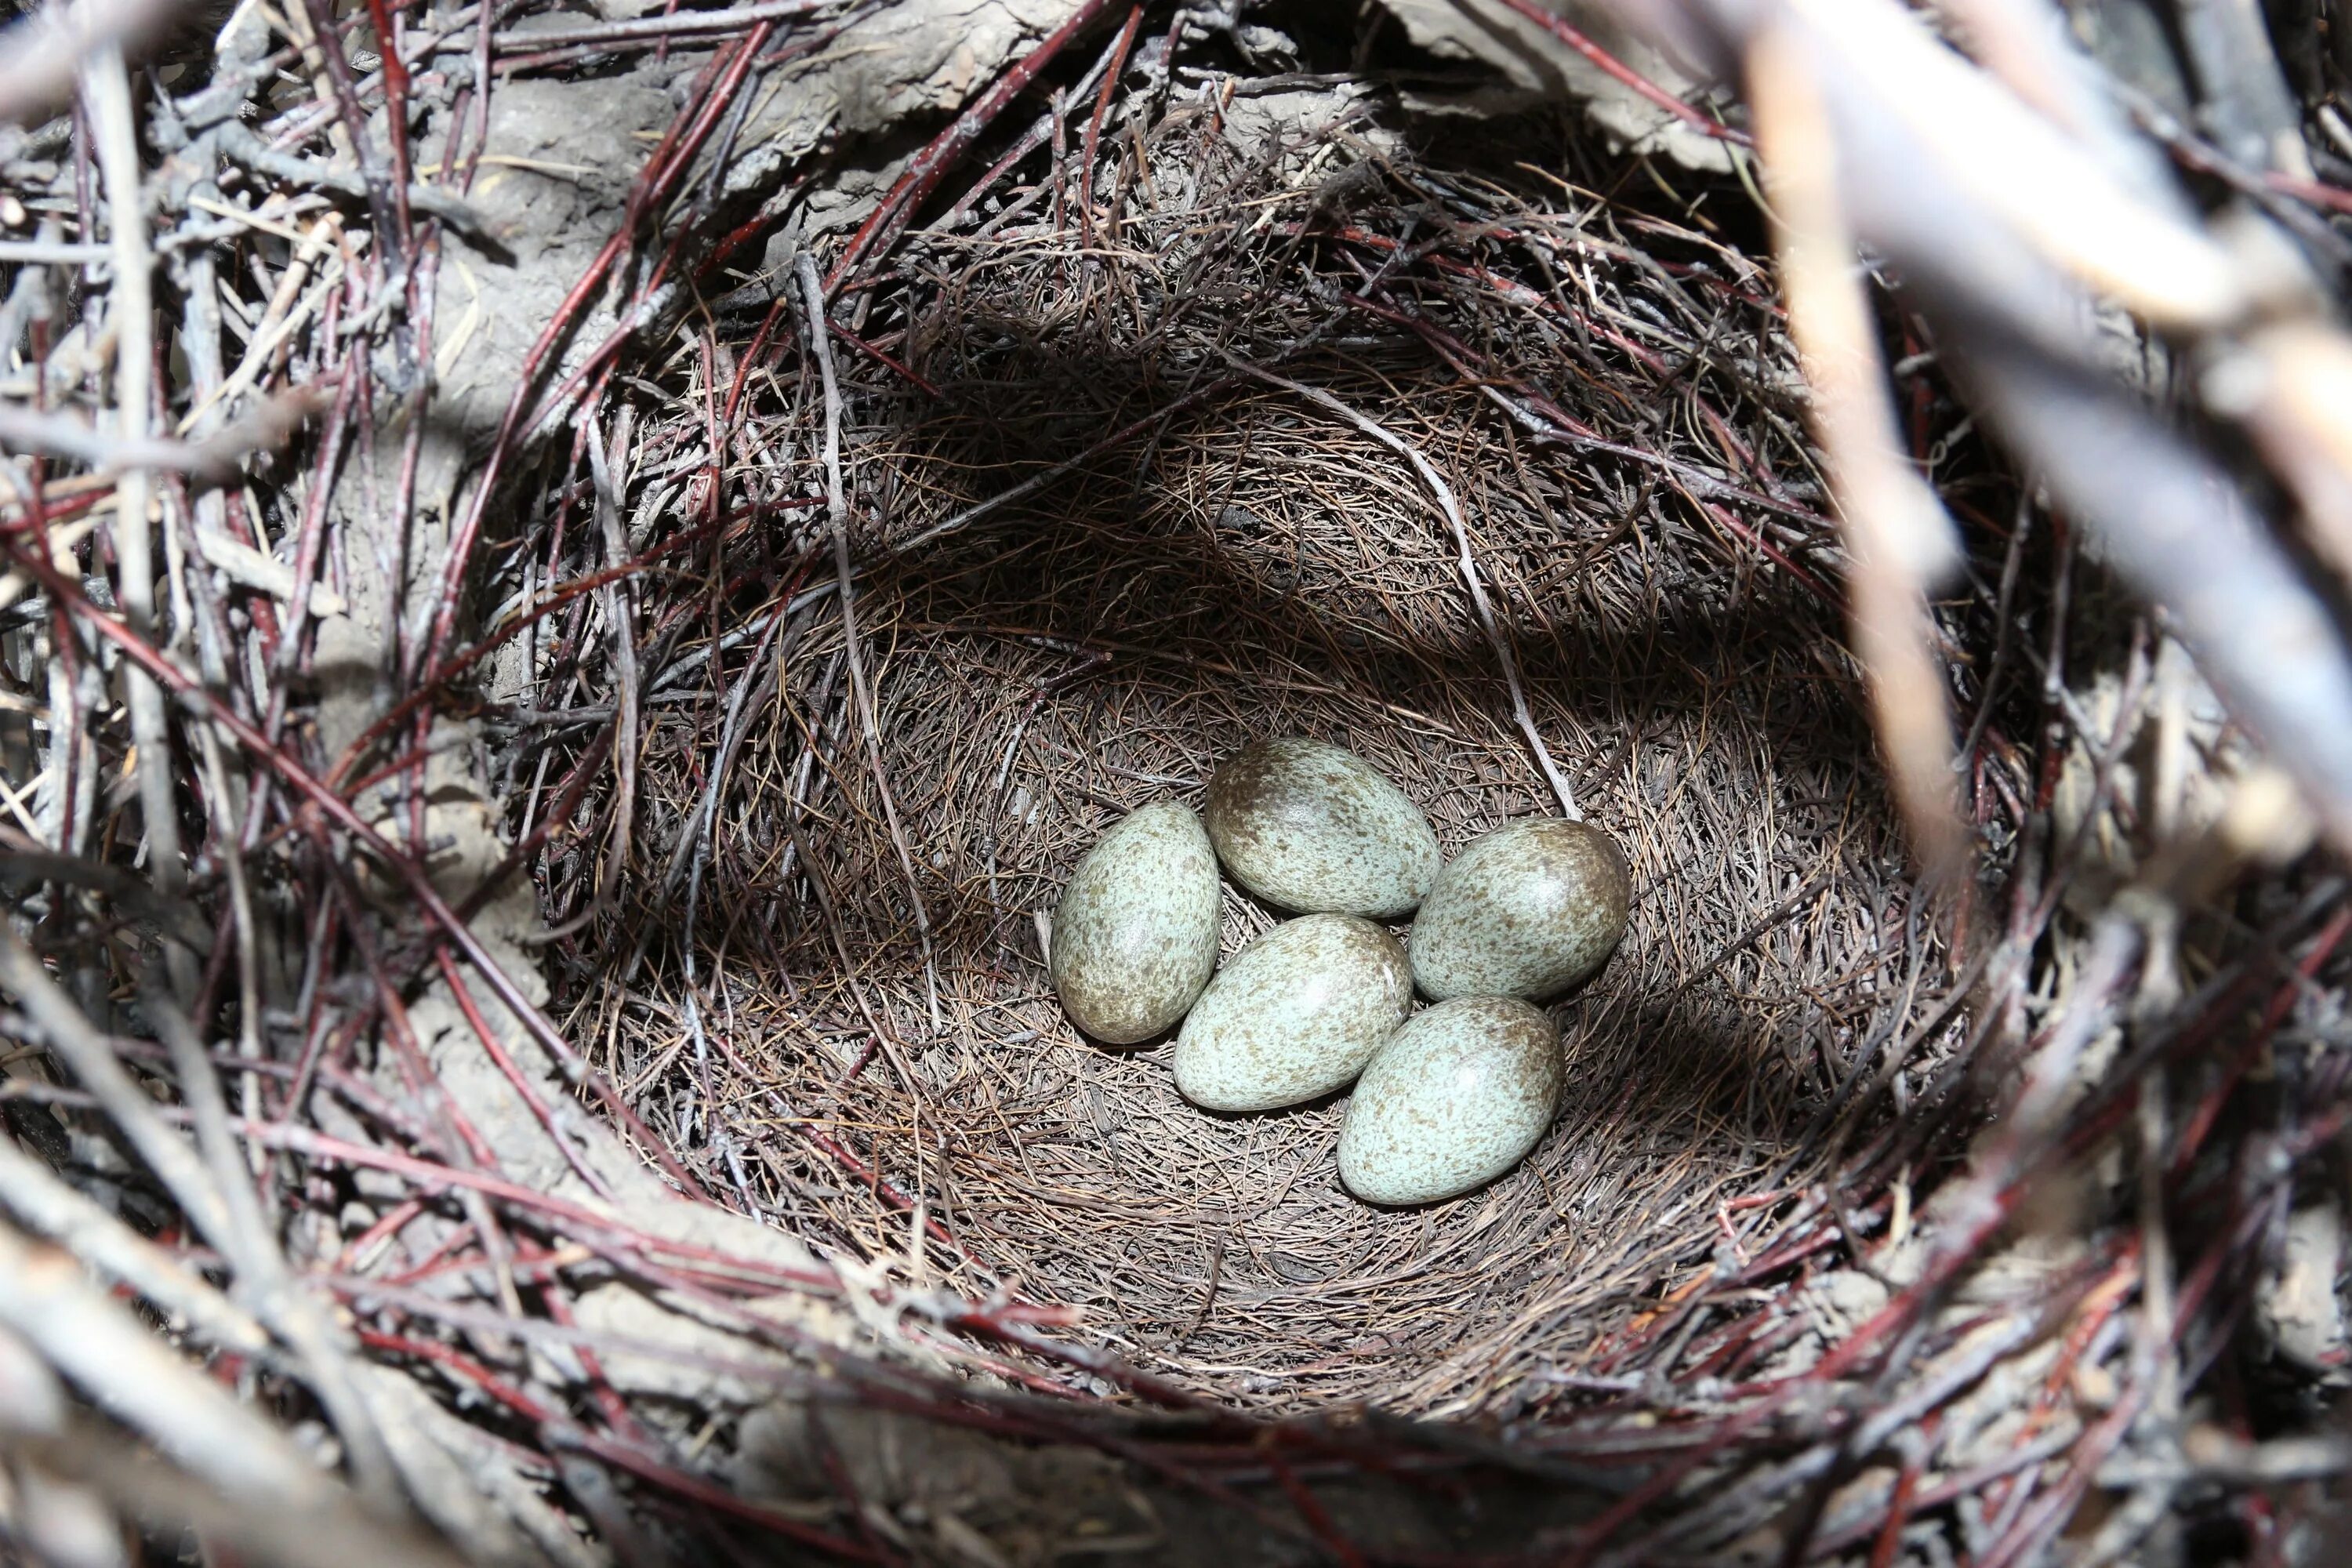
[1204,736,1440,919]
[1049,801,1222,1044]
[1408,818,1631,1001]
[1337,996,1562,1206]
[1172,914,1413,1112]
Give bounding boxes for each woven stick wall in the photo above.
[1,1,2349,1565]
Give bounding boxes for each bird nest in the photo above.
[558,107,1927,1419]
[5,2,2351,1566]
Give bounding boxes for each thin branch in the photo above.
[0,1132,273,1359]
[0,0,188,127]
[81,42,187,911]
[797,252,942,1031]
[1747,15,1966,879]
[0,1220,333,1506]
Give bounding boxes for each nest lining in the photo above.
[540,100,1945,1417]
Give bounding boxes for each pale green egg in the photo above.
[1204,736,1439,918]
[1337,996,1562,1205]
[1049,801,1221,1044]
[1172,914,1411,1112]
[1408,818,1631,1001]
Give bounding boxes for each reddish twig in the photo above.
[1490,0,1751,146]
[826,0,1119,292]
[1076,5,1142,242]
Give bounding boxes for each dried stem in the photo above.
[798,252,941,1033]
[79,42,186,909]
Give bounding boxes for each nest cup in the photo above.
[568,107,1928,1420]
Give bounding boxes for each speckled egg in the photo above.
[1049,801,1221,1044]
[1172,915,1412,1112]
[1337,996,1562,1206]
[1204,737,1439,919]
[1408,818,1631,1002]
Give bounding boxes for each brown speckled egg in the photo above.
[1204,737,1439,918]
[1049,801,1221,1044]
[1408,818,1630,1001]
[1172,914,1412,1112]
[1337,996,1562,1205]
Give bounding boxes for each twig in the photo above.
[0,238,109,264]
[585,404,640,923]
[0,404,238,479]
[0,394,328,485]
[147,990,401,1509]
[798,252,941,1032]
[492,0,836,51]
[1746,13,1965,877]
[0,0,187,127]
[191,523,349,617]
[826,0,1120,291]
[177,214,346,434]
[14,1414,466,1568]
[0,539,716,1203]
[80,41,187,913]
[2,924,401,1502]
[1077,5,1143,242]
[0,926,239,1268]
[1777,0,2244,330]
[0,1221,334,1505]
[1490,0,1751,147]
[0,1132,273,1359]
[215,122,495,241]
